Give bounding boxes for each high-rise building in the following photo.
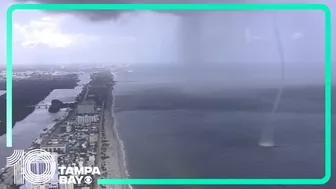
[22,153,59,189]
[77,115,98,126]
[66,125,72,133]
[59,183,74,189]
[14,157,24,185]
[47,153,59,189]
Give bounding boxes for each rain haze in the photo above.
[0,0,334,86]
[0,0,335,189]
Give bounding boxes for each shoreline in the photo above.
[0,75,79,136]
[98,73,132,189]
[111,72,131,178]
[111,82,133,189]
[0,71,131,188]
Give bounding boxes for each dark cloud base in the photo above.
[14,0,331,20]
[14,0,246,20]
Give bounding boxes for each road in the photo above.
[83,84,90,101]
[95,102,104,189]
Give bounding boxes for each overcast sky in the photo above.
[8,8,180,65]
[0,0,334,70]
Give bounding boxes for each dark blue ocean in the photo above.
[112,63,334,189]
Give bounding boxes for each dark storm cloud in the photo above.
[14,0,245,20]
[15,0,136,21]
[14,0,332,21]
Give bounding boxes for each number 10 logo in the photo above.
[6,149,57,185]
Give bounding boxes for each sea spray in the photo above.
[259,14,286,148]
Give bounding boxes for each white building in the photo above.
[66,125,72,133]
[65,120,77,126]
[89,134,98,143]
[41,143,68,154]
[78,161,84,168]
[22,153,59,189]
[77,115,99,126]
[20,184,48,189]
[47,183,58,189]
[87,155,95,167]
[89,155,95,162]
[59,183,74,189]
[14,157,24,185]
[47,153,59,189]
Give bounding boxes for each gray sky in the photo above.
[8,8,180,65]
[0,1,181,66]
[0,0,334,73]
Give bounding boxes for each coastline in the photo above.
[0,75,79,136]
[99,74,131,189]
[0,71,131,188]
[112,83,133,189]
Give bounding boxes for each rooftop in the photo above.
[41,143,67,148]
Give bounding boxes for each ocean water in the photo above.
[0,74,90,168]
[113,64,335,189]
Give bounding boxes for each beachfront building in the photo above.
[20,184,48,189]
[89,134,98,143]
[60,183,74,189]
[20,153,59,189]
[41,143,69,154]
[65,120,77,126]
[87,155,95,167]
[47,153,59,189]
[77,115,99,126]
[66,125,72,133]
[14,158,24,185]
[48,183,59,189]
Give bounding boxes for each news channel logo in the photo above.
[6,149,57,185]
[6,149,100,185]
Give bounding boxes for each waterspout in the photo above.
[259,13,286,148]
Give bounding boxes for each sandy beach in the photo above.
[98,84,130,189]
